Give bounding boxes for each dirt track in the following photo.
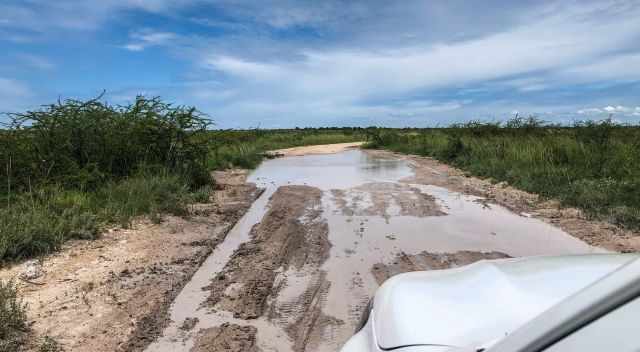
[144,144,632,352]
[4,144,638,352]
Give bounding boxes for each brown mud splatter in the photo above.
[190,323,259,352]
[372,251,511,285]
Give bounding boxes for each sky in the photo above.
[1,0,639,128]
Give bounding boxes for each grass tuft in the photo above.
[0,279,28,352]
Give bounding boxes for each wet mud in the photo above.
[205,185,330,320]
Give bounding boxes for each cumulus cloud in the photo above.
[122,30,178,51]
[192,1,640,125]
[578,105,639,116]
[2,0,640,127]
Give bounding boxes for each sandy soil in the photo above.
[0,171,261,352]
[363,150,640,253]
[267,142,364,157]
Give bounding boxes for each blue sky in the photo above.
[1,0,639,128]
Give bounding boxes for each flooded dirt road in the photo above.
[146,147,604,352]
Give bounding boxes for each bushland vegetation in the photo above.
[0,95,364,264]
[364,117,640,230]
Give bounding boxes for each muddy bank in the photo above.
[365,149,640,252]
[0,171,261,352]
[372,251,511,285]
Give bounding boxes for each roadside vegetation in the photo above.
[0,95,364,264]
[364,117,640,230]
[0,280,28,352]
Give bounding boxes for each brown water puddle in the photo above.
[145,149,603,352]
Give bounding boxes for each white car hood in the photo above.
[373,254,637,350]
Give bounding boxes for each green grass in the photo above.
[364,119,640,230]
[0,173,202,263]
[0,279,28,352]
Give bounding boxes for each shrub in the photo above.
[0,280,28,352]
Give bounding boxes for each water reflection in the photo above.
[248,149,413,190]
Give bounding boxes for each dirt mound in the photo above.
[190,323,258,352]
[205,185,330,319]
[372,251,511,284]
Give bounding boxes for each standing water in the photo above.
[146,149,602,352]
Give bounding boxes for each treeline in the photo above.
[365,117,640,230]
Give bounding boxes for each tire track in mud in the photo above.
[203,185,341,351]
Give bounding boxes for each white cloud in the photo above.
[578,105,640,116]
[195,1,640,125]
[122,30,178,51]
[0,0,194,32]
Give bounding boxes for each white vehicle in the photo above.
[341,254,640,352]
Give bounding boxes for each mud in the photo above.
[366,149,640,252]
[330,182,446,221]
[205,185,330,320]
[0,170,261,352]
[190,323,258,352]
[372,251,511,285]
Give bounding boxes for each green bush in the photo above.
[0,280,28,352]
[2,95,212,194]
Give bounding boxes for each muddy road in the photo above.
[146,146,609,352]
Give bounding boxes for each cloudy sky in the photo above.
[1,0,639,127]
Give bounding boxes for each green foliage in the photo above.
[2,94,212,193]
[364,118,640,230]
[0,279,28,352]
[39,336,64,352]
